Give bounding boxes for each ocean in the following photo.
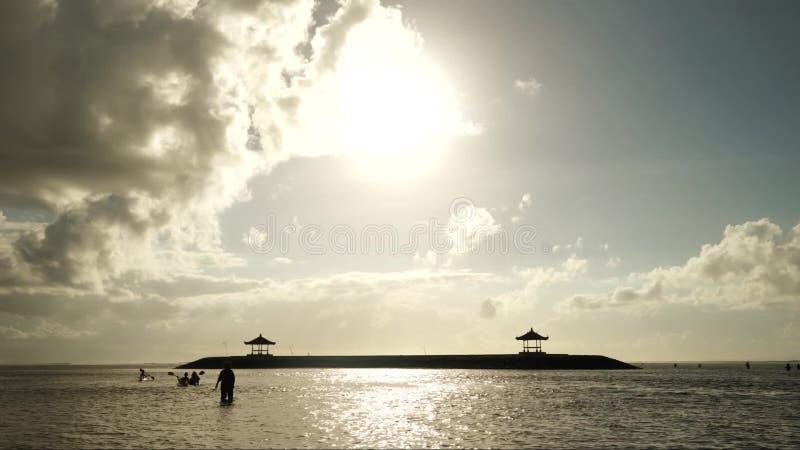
[0,363,797,448]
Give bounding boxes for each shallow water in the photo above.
[0,363,798,448]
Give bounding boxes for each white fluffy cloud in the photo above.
[552,236,584,253]
[513,255,588,288]
[558,219,800,312]
[447,200,502,255]
[517,193,532,211]
[513,76,542,97]
[493,255,589,311]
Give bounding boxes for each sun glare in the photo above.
[333,17,462,181]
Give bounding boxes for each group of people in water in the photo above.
[177,371,202,386]
[138,362,236,404]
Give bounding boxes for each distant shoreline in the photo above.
[177,353,639,370]
[2,359,797,367]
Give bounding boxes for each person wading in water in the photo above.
[214,362,235,403]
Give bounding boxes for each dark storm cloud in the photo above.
[0,0,227,205]
[0,0,321,287]
[0,0,229,288]
[15,195,168,287]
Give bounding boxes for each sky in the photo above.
[1,0,799,364]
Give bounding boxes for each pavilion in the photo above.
[244,333,276,356]
[515,327,548,354]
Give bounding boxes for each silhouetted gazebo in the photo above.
[516,328,548,354]
[244,333,276,356]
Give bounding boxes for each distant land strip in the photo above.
[177,354,638,370]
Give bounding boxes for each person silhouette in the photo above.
[178,372,190,385]
[189,371,200,386]
[786,363,791,372]
[745,362,750,369]
[215,362,235,403]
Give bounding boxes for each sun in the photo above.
[332,16,463,181]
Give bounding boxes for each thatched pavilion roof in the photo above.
[244,334,276,345]
[515,328,549,341]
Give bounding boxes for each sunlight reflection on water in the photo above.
[0,365,798,448]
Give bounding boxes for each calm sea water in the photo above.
[0,363,798,448]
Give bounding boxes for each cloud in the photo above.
[0,267,499,350]
[0,319,97,341]
[513,77,542,96]
[447,201,502,255]
[558,219,800,312]
[309,0,375,73]
[517,193,532,211]
[0,0,485,360]
[282,0,478,172]
[0,1,262,204]
[1,0,463,289]
[0,0,322,288]
[15,195,165,288]
[556,282,661,313]
[413,250,438,268]
[606,256,621,267]
[480,298,498,319]
[552,236,584,253]
[513,254,588,287]
[493,255,589,312]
